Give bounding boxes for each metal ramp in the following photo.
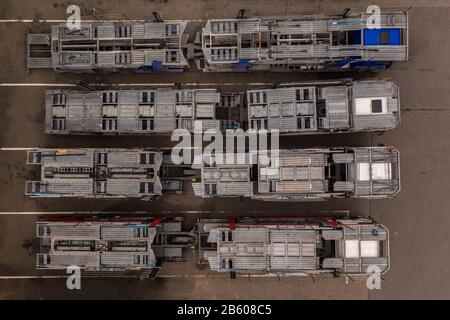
[27,33,52,69]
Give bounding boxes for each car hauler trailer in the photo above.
[27,20,188,72]
[26,147,400,201]
[45,88,243,134]
[196,217,389,277]
[201,11,408,72]
[25,149,165,199]
[27,10,408,73]
[248,80,400,133]
[35,215,389,278]
[44,80,399,135]
[193,147,400,200]
[36,217,195,278]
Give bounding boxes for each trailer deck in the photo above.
[201,11,408,72]
[43,80,400,135]
[36,217,195,277]
[197,217,389,276]
[25,149,164,199]
[193,146,400,200]
[27,20,188,72]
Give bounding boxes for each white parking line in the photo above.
[0,212,84,215]
[0,273,307,280]
[0,276,65,279]
[0,84,75,87]
[1,147,198,152]
[0,210,302,215]
[0,275,223,279]
[0,148,35,151]
[0,19,205,23]
[0,19,65,23]
[0,80,349,87]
